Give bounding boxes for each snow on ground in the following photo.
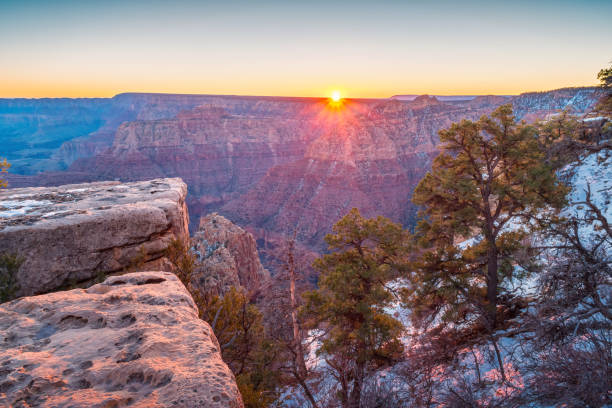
[0,199,53,218]
[281,149,612,407]
[564,150,612,233]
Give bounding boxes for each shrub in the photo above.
[0,253,23,303]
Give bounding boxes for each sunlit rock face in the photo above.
[221,96,496,253]
[191,213,269,296]
[0,178,189,297]
[67,104,323,228]
[0,271,243,408]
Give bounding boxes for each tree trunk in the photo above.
[297,374,319,408]
[347,362,365,408]
[491,337,506,382]
[485,229,498,330]
[289,242,307,377]
[287,237,318,407]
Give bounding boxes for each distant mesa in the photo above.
[391,94,515,101]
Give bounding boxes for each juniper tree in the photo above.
[407,104,567,338]
[303,208,408,408]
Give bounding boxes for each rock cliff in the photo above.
[0,271,243,408]
[0,178,189,297]
[191,213,269,296]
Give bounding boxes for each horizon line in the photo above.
[0,85,602,101]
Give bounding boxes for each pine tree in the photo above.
[597,63,612,113]
[408,104,567,337]
[302,208,408,408]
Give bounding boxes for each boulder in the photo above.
[0,271,243,408]
[0,178,189,297]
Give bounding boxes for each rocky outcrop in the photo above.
[0,178,189,297]
[191,213,269,295]
[0,271,243,408]
[510,87,604,122]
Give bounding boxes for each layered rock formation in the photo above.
[191,213,269,295]
[0,271,243,408]
[66,104,323,232]
[3,88,603,274]
[222,96,498,252]
[0,178,188,297]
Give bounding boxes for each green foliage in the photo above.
[205,287,280,407]
[0,253,23,303]
[535,110,583,168]
[0,158,9,189]
[303,208,408,406]
[598,64,612,88]
[408,104,568,331]
[165,238,196,289]
[597,63,612,112]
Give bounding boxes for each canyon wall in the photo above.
[3,88,603,273]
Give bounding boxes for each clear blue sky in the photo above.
[1,0,610,97]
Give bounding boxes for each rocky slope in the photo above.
[0,271,243,408]
[0,178,188,297]
[191,213,269,296]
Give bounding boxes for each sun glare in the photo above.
[331,90,341,102]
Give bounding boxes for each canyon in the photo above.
[2,88,603,273]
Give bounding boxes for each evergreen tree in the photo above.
[303,208,408,408]
[0,158,9,189]
[408,104,567,336]
[598,64,612,88]
[597,63,612,112]
[165,239,279,407]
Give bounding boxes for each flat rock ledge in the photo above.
[0,271,243,408]
[0,178,189,297]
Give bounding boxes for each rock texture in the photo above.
[191,213,269,295]
[0,271,243,408]
[0,178,189,297]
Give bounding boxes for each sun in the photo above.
[331,90,341,102]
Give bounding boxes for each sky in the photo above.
[0,0,610,98]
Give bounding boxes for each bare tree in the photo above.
[261,234,321,408]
